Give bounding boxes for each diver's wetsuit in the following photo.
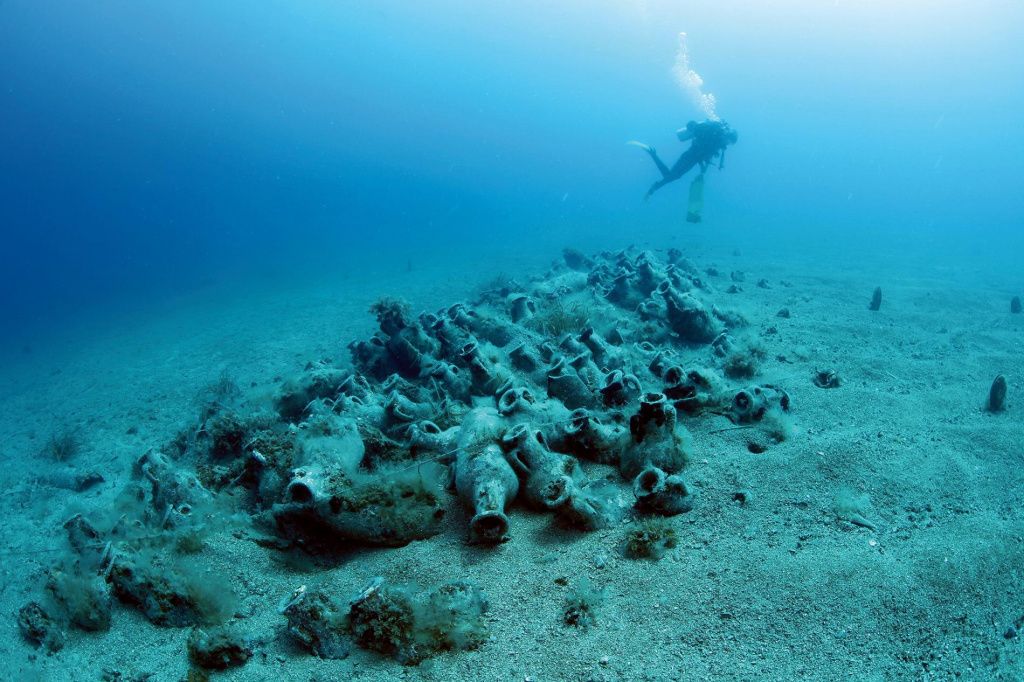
[645,121,727,198]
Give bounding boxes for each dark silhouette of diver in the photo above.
[630,119,738,201]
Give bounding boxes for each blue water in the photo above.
[2,0,1022,341]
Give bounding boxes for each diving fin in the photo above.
[686,172,705,223]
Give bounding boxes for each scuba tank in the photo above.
[686,172,705,223]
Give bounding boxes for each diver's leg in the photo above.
[667,149,699,178]
[645,151,698,199]
[629,141,672,177]
[645,177,671,199]
[648,149,672,178]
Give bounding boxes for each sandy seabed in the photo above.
[1,226,1022,682]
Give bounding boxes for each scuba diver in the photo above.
[630,119,738,201]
